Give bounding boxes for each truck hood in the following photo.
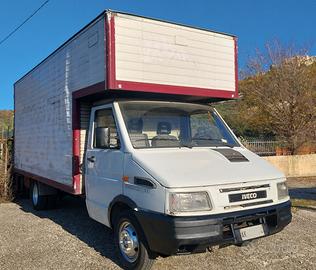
[132,147,284,188]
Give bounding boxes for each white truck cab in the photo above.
[14,11,291,270]
[84,100,291,268]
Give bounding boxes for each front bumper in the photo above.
[135,200,292,256]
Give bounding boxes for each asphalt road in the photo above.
[0,197,315,270]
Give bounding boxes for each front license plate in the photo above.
[235,224,265,241]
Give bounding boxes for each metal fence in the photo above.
[241,139,279,156]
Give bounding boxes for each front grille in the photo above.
[222,212,274,242]
[239,199,273,208]
[220,184,270,193]
[222,224,234,239]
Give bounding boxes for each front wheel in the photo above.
[114,210,155,270]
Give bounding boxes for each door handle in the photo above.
[87,156,96,163]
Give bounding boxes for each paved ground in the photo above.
[0,196,315,270]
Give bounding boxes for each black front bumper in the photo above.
[135,200,292,256]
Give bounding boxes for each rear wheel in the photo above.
[114,210,155,270]
[30,181,57,210]
[13,174,28,198]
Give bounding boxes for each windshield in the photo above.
[118,101,240,149]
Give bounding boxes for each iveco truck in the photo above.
[14,10,291,270]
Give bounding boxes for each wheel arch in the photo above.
[108,195,138,228]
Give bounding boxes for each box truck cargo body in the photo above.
[14,11,291,270]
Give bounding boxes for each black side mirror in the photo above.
[95,127,110,148]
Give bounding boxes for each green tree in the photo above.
[0,110,13,136]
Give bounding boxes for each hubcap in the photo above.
[118,221,139,263]
[32,183,39,206]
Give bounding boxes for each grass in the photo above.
[0,198,11,204]
[291,198,316,211]
[0,169,14,203]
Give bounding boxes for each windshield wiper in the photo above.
[179,141,193,149]
[219,142,235,148]
[193,138,235,148]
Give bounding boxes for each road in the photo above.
[0,197,315,270]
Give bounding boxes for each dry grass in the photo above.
[0,139,14,202]
[291,198,316,210]
[0,167,14,202]
[291,199,316,208]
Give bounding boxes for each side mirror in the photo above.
[95,127,110,148]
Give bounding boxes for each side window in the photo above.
[93,109,119,149]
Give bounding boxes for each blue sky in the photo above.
[1,0,315,109]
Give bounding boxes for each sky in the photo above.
[0,0,315,109]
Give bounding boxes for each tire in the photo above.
[13,174,26,198]
[17,175,29,199]
[113,210,155,270]
[30,181,57,210]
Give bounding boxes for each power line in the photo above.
[0,0,50,46]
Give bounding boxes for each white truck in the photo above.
[14,10,291,270]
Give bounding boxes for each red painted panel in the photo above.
[106,14,116,89]
[14,168,79,195]
[234,37,239,98]
[71,81,107,195]
[72,98,81,194]
[114,80,236,99]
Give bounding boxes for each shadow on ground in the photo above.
[289,188,316,200]
[289,187,316,211]
[17,196,122,268]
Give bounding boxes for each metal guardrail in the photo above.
[242,139,279,156]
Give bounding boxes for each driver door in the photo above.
[85,104,124,226]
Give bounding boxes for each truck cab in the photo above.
[84,100,291,268]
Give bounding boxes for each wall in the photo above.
[263,154,316,178]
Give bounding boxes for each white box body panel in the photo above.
[114,13,236,91]
[14,18,105,186]
[14,11,237,191]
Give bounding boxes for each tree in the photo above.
[0,110,13,137]
[237,41,316,153]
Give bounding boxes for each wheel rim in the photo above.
[118,221,139,263]
[32,183,39,206]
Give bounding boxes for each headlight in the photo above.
[169,192,212,213]
[277,182,289,200]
